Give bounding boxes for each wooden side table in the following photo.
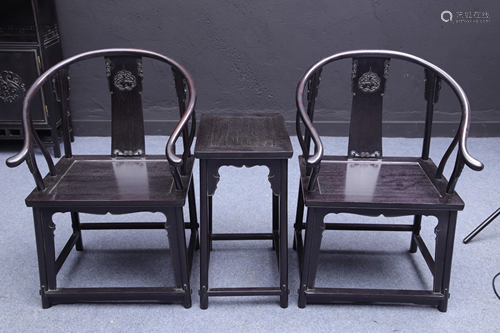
[195,112,293,309]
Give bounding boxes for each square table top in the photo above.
[194,112,293,159]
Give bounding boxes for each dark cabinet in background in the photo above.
[0,0,66,157]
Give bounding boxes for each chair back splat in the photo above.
[294,49,483,312]
[348,57,389,159]
[106,56,145,157]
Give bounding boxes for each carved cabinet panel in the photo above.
[0,47,45,123]
[0,0,65,157]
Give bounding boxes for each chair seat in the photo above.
[26,155,194,208]
[299,156,464,211]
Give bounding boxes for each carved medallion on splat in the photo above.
[358,68,381,93]
[0,70,26,103]
[114,69,137,91]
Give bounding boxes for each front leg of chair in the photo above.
[298,207,325,308]
[41,209,57,305]
[32,207,51,308]
[165,208,192,308]
[433,211,458,312]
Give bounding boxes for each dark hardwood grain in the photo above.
[6,49,198,308]
[195,113,293,159]
[294,50,483,312]
[195,112,292,309]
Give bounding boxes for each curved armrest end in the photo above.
[6,149,29,168]
[463,153,484,172]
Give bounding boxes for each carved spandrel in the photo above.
[51,69,71,103]
[307,68,322,103]
[206,160,282,196]
[424,69,442,103]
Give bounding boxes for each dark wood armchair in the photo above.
[294,50,483,311]
[6,48,198,308]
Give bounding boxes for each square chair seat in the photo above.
[26,155,194,208]
[300,156,464,211]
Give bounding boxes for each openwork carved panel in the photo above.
[113,69,137,91]
[137,59,143,78]
[0,70,26,103]
[352,59,358,80]
[424,68,443,103]
[113,149,143,157]
[350,150,381,158]
[358,68,382,93]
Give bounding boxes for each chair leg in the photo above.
[298,208,325,308]
[40,209,57,304]
[433,211,458,312]
[70,212,83,251]
[293,182,305,253]
[410,215,422,253]
[187,180,199,251]
[165,207,192,308]
[33,208,51,309]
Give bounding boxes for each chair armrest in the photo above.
[6,67,57,191]
[296,68,324,188]
[166,66,197,190]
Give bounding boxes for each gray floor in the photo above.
[1,136,499,332]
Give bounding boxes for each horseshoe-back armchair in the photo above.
[6,48,198,308]
[294,50,483,311]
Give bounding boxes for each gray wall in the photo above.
[55,1,500,137]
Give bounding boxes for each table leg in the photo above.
[279,159,288,308]
[200,159,210,309]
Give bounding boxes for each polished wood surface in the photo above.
[195,112,292,309]
[300,156,464,210]
[294,50,483,312]
[195,112,293,159]
[26,156,194,207]
[7,49,198,308]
